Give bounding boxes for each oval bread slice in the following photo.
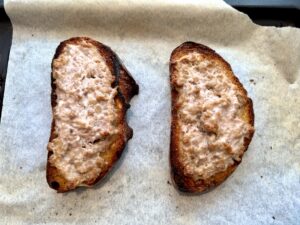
[47,37,138,192]
[170,42,254,193]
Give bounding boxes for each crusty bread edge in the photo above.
[170,42,254,193]
[46,37,139,193]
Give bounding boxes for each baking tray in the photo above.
[0,0,12,121]
[225,0,300,27]
[0,1,299,121]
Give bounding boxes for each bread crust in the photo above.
[47,37,138,192]
[170,42,254,193]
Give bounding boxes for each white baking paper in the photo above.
[1,0,299,224]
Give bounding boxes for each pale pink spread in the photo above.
[48,40,119,185]
[174,52,254,179]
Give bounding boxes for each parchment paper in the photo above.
[1,0,299,224]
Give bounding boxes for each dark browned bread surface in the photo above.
[170,42,254,193]
[47,37,138,192]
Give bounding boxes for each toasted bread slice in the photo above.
[47,37,138,192]
[170,42,254,193]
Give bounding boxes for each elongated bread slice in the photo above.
[170,42,254,193]
[47,37,138,192]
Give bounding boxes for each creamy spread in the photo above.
[48,40,119,185]
[174,52,254,180]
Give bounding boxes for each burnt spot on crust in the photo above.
[50,181,60,190]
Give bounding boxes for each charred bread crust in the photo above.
[170,42,254,193]
[47,37,138,192]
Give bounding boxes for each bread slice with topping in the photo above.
[47,37,138,192]
[170,42,254,193]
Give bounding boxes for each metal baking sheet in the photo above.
[0,0,12,120]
